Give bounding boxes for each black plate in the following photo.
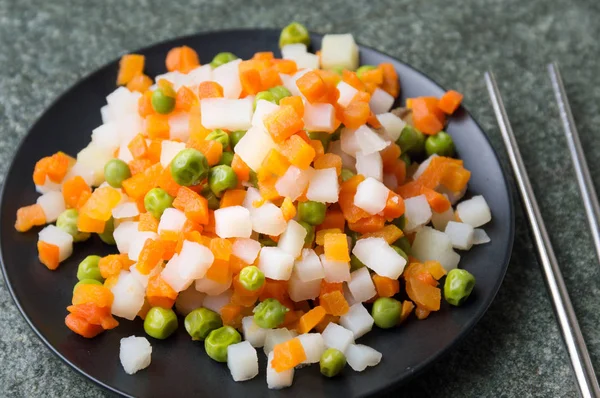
[0,29,514,397]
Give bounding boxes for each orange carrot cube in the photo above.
[117,54,145,86]
[278,135,316,169]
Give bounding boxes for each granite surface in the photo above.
[1,0,600,396]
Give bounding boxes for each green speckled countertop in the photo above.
[1,0,600,396]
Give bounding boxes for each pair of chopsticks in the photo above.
[485,65,600,398]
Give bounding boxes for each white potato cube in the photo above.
[411,227,461,271]
[320,33,359,71]
[160,140,186,168]
[412,155,438,180]
[369,88,395,115]
[178,240,214,280]
[340,303,374,339]
[195,274,232,296]
[304,103,335,132]
[337,81,358,108]
[242,316,268,348]
[278,220,307,258]
[297,333,325,364]
[275,166,313,201]
[112,202,140,220]
[127,232,158,262]
[175,286,206,316]
[202,290,233,314]
[38,225,73,262]
[290,52,319,69]
[185,64,213,88]
[473,228,491,245]
[157,208,187,234]
[345,344,382,372]
[168,113,190,142]
[113,221,139,254]
[119,336,152,375]
[234,125,277,171]
[129,264,151,289]
[320,254,351,283]
[227,341,259,382]
[376,113,406,142]
[259,247,295,280]
[404,195,432,232]
[354,177,389,215]
[445,221,475,250]
[91,122,120,151]
[263,328,295,356]
[340,127,361,156]
[347,267,377,303]
[214,206,252,238]
[293,248,325,282]
[354,125,389,155]
[328,140,356,171]
[352,237,406,279]
[110,271,145,320]
[250,202,287,236]
[232,238,261,265]
[76,143,114,187]
[267,351,294,390]
[161,255,194,293]
[37,191,66,223]
[431,206,455,231]
[322,322,354,353]
[306,168,339,203]
[252,100,279,130]
[212,59,242,99]
[201,98,252,131]
[281,43,307,59]
[355,151,383,181]
[288,274,321,302]
[456,195,492,227]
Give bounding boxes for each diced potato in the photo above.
[320,33,359,71]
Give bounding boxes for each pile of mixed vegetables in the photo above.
[15,22,492,387]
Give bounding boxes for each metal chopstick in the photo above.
[484,71,600,398]
[548,62,600,264]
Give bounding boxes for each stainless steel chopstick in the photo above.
[485,71,600,398]
[548,62,600,264]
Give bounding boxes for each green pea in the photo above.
[104,159,131,188]
[184,308,223,341]
[254,91,276,110]
[248,170,258,188]
[393,236,411,256]
[320,348,346,377]
[350,254,366,272]
[356,65,377,78]
[253,298,288,329]
[298,201,327,226]
[144,307,178,339]
[444,269,475,306]
[308,132,332,151]
[204,326,241,362]
[218,151,234,167]
[279,22,311,48]
[400,153,411,167]
[73,278,102,294]
[210,52,239,69]
[208,165,238,197]
[425,131,455,157]
[340,168,355,182]
[205,129,230,151]
[239,266,265,291]
[397,125,425,156]
[170,148,209,186]
[98,217,116,245]
[230,130,246,149]
[259,236,277,247]
[151,87,176,114]
[390,245,408,261]
[392,214,406,230]
[330,66,344,75]
[56,209,90,242]
[201,186,220,210]
[268,85,292,104]
[298,221,315,246]
[371,297,402,329]
[144,188,174,220]
[77,255,103,282]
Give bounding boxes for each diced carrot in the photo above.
[72,284,114,307]
[79,187,121,221]
[186,139,222,166]
[259,279,293,309]
[98,254,133,279]
[359,68,384,85]
[280,197,296,221]
[145,114,170,139]
[338,175,370,223]
[324,233,350,262]
[259,67,282,90]
[379,63,399,97]
[229,255,250,276]
[342,100,370,129]
[128,158,152,176]
[33,152,71,185]
[174,86,198,112]
[146,139,163,164]
[117,54,145,86]
[264,106,304,143]
[309,139,325,157]
[278,135,315,169]
[319,290,349,316]
[415,306,431,320]
[37,241,60,270]
[126,73,153,92]
[65,313,105,338]
[219,303,244,328]
[231,154,251,182]
[271,59,298,75]
[271,337,307,372]
[279,95,304,117]
[440,163,471,192]
[297,306,326,334]
[77,213,105,233]
[156,166,183,197]
[252,51,274,61]
[348,215,386,234]
[136,239,165,275]
[220,189,247,208]
[146,273,177,309]
[314,314,340,333]
[383,191,405,220]
[438,90,463,114]
[399,300,415,324]
[317,210,345,232]
[15,204,46,232]
[232,273,263,298]
[210,238,233,260]
[138,91,155,117]
[296,71,327,103]
[393,161,407,186]
[197,81,224,99]
[239,66,262,95]
[397,181,424,199]
[411,97,445,135]
[381,143,401,173]
[360,224,404,244]
[405,274,441,312]
[173,187,209,225]
[165,46,199,73]
[67,303,119,330]
[342,70,366,92]
[121,163,163,201]
[314,153,342,176]
[421,186,451,213]
[281,310,304,331]
[367,112,382,129]
[205,258,231,284]
[128,134,149,160]
[62,176,92,209]
[259,149,291,180]
[372,275,400,298]
[315,228,341,246]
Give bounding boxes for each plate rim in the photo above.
[0,27,515,397]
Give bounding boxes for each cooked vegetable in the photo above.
[371,297,402,328]
[279,22,310,48]
[444,269,476,306]
[205,129,230,150]
[298,201,326,226]
[218,151,234,167]
[397,125,425,155]
[170,148,209,186]
[320,348,346,377]
[208,165,238,197]
[152,87,176,114]
[205,326,242,362]
[210,52,239,69]
[144,307,178,339]
[144,188,174,219]
[230,130,246,149]
[77,255,103,282]
[98,217,115,245]
[253,298,288,329]
[72,278,102,294]
[184,308,223,341]
[56,209,90,242]
[425,131,455,157]
[268,86,292,104]
[104,159,132,188]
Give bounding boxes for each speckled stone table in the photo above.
[1,0,600,396]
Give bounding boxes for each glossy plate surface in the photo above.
[0,29,514,397]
